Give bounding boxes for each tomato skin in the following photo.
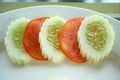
[59,17,87,63]
[23,17,48,60]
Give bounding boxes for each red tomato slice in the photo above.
[59,17,87,63]
[23,17,48,60]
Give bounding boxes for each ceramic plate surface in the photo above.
[0,5,120,80]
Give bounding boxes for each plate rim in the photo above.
[0,5,120,80]
[0,5,119,23]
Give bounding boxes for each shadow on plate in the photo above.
[27,56,105,69]
[0,40,5,53]
[6,50,120,70]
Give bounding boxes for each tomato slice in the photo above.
[59,17,87,63]
[23,17,48,60]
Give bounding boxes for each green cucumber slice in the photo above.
[39,16,65,64]
[77,14,115,63]
[4,17,31,65]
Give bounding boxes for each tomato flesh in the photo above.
[59,17,87,63]
[23,17,48,60]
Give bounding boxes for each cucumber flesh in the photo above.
[4,17,31,65]
[77,14,115,63]
[39,16,65,64]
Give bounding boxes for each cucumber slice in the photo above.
[39,16,65,64]
[77,14,115,63]
[4,18,31,65]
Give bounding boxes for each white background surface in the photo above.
[0,5,120,80]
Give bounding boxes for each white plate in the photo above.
[0,5,120,80]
